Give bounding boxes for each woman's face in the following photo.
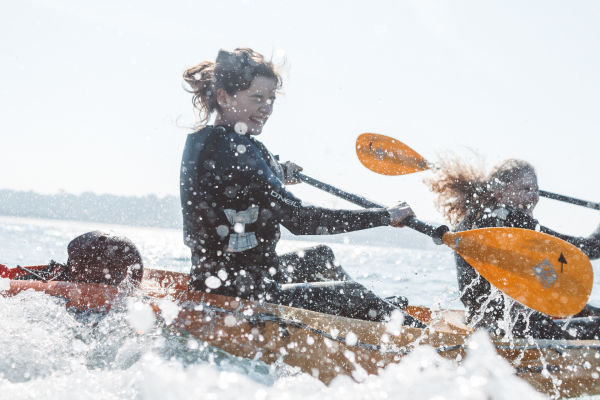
[216,76,277,135]
[495,170,539,215]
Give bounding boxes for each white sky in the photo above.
[1,0,599,235]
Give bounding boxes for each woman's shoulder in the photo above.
[187,127,269,168]
[186,126,253,150]
[462,207,538,230]
[189,125,227,138]
[194,126,258,145]
[185,125,223,146]
[456,208,508,230]
[455,212,479,231]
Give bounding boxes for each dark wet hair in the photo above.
[67,231,144,285]
[183,48,282,126]
[426,158,536,225]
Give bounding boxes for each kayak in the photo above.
[1,265,600,398]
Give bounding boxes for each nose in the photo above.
[258,101,273,115]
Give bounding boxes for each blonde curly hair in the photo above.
[426,157,535,226]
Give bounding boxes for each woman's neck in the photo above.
[213,115,231,129]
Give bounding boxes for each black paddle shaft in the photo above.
[296,172,380,208]
[295,172,449,244]
[538,190,600,210]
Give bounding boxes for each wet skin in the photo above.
[494,171,539,216]
[215,76,277,136]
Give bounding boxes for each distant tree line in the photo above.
[0,189,436,249]
[0,189,182,229]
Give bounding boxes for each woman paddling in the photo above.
[428,157,600,339]
[180,48,418,323]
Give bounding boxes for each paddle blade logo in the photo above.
[533,259,557,289]
[368,141,387,160]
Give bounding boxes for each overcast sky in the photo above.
[2,0,599,235]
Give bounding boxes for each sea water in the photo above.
[1,215,599,400]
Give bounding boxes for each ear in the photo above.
[216,89,230,109]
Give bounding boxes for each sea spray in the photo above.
[2,216,600,399]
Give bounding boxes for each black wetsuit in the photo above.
[456,207,600,339]
[180,126,420,325]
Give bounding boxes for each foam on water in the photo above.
[2,216,600,399]
[0,291,545,400]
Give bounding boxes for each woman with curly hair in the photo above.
[179,48,420,325]
[428,157,600,339]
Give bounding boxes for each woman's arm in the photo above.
[259,169,391,235]
[486,207,600,260]
[540,225,600,259]
[231,136,392,235]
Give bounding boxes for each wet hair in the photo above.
[183,48,282,126]
[67,231,144,285]
[426,157,536,226]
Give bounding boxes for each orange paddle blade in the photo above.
[443,228,593,317]
[356,133,429,175]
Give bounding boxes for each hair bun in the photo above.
[216,49,258,72]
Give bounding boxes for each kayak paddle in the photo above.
[356,133,600,211]
[296,172,593,317]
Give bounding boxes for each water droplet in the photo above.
[217,269,228,281]
[205,276,221,289]
[345,332,358,346]
[234,122,248,134]
[216,225,229,238]
[224,315,237,327]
